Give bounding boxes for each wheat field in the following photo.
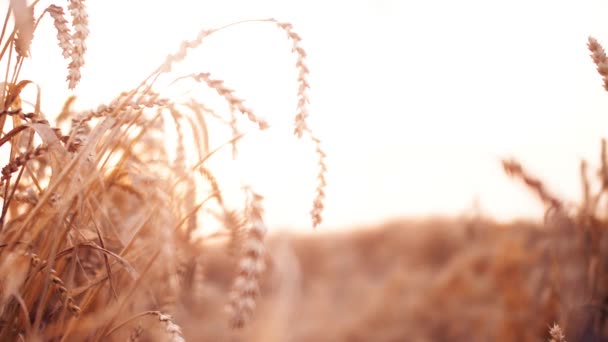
[0,1,327,340]
[0,1,606,341]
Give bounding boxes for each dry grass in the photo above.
[1,1,608,341]
[0,2,326,341]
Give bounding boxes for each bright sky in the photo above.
[13,0,608,230]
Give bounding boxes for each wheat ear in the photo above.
[588,37,608,91]
[549,323,567,342]
[67,0,89,89]
[226,190,267,328]
[46,5,72,59]
[11,0,34,58]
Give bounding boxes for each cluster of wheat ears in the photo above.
[0,0,327,340]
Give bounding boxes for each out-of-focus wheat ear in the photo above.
[158,28,212,74]
[549,323,567,342]
[67,0,89,90]
[226,190,267,328]
[10,0,34,58]
[310,133,326,228]
[65,117,92,152]
[229,112,241,159]
[223,209,247,257]
[157,313,185,342]
[600,138,608,189]
[502,159,562,209]
[192,255,206,304]
[169,106,187,170]
[55,96,76,125]
[46,5,72,59]
[127,324,143,342]
[274,21,310,138]
[1,188,38,205]
[109,311,184,342]
[190,72,269,130]
[588,36,608,91]
[0,252,30,311]
[199,166,224,206]
[75,92,169,126]
[579,159,591,218]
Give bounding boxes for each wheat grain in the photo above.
[226,189,267,328]
[45,5,72,59]
[549,323,567,342]
[158,29,212,75]
[502,159,562,209]
[157,313,185,342]
[588,37,608,91]
[310,133,326,228]
[67,0,88,89]
[274,20,310,138]
[189,72,269,130]
[1,145,47,181]
[48,269,81,316]
[127,324,142,342]
[0,251,29,312]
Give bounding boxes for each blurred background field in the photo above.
[185,215,594,341]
